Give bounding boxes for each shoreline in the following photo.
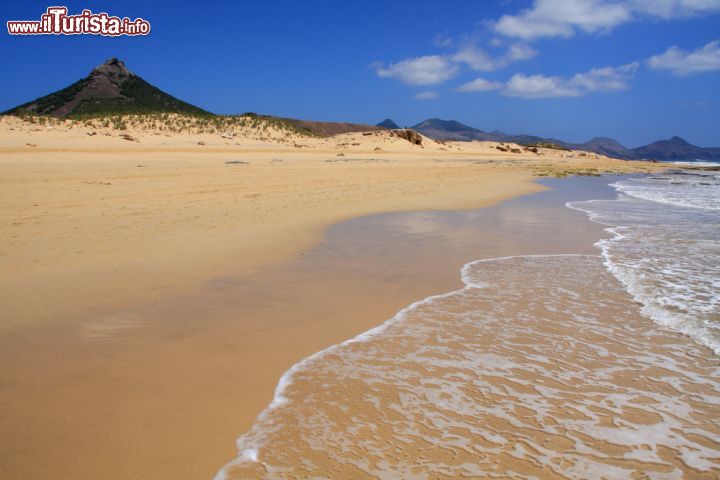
[0,150,543,332]
[0,175,604,480]
[0,119,667,480]
[219,252,720,479]
[2,141,663,333]
[216,252,606,478]
[215,175,720,479]
[8,171,715,480]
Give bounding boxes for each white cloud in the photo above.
[648,40,720,75]
[457,78,504,92]
[376,41,537,87]
[506,44,539,61]
[495,0,631,40]
[494,0,720,40]
[375,55,458,85]
[452,43,538,71]
[413,91,439,100]
[489,37,504,47]
[630,0,720,18]
[434,34,454,47]
[504,73,581,98]
[452,45,499,71]
[569,62,639,91]
[503,62,638,98]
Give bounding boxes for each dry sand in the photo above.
[0,115,665,479]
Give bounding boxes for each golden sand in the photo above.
[0,115,665,479]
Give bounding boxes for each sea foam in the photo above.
[215,255,720,479]
[569,169,720,354]
[214,171,720,479]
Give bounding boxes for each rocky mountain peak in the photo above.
[90,57,133,84]
[668,136,690,145]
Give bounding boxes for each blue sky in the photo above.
[1,0,719,147]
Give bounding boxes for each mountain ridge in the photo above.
[409,118,719,162]
[4,58,717,161]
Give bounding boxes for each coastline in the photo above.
[3,6,718,478]
[0,120,667,480]
[0,149,544,332]
[2,172,632,480]
[1,160,541,480]
[216,175,720,479]
[0,113,666,335]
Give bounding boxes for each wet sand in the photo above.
[215,176,718,479]
[219,255,720,479]
[0,175,637,480]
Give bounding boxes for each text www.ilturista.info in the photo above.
[7,7,150,36]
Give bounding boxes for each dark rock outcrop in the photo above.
[394,128,422,145]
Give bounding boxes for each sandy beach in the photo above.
[4,2,719,476]
[0,114,663,330]
[0,116,672,479]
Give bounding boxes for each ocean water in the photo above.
[569,169,720,354]
[215,172,720,480]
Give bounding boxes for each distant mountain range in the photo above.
[627,136,720,162]
[376,118,719,162]
[4,58,717,162]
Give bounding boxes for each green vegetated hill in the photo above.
[5,57,209,118]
